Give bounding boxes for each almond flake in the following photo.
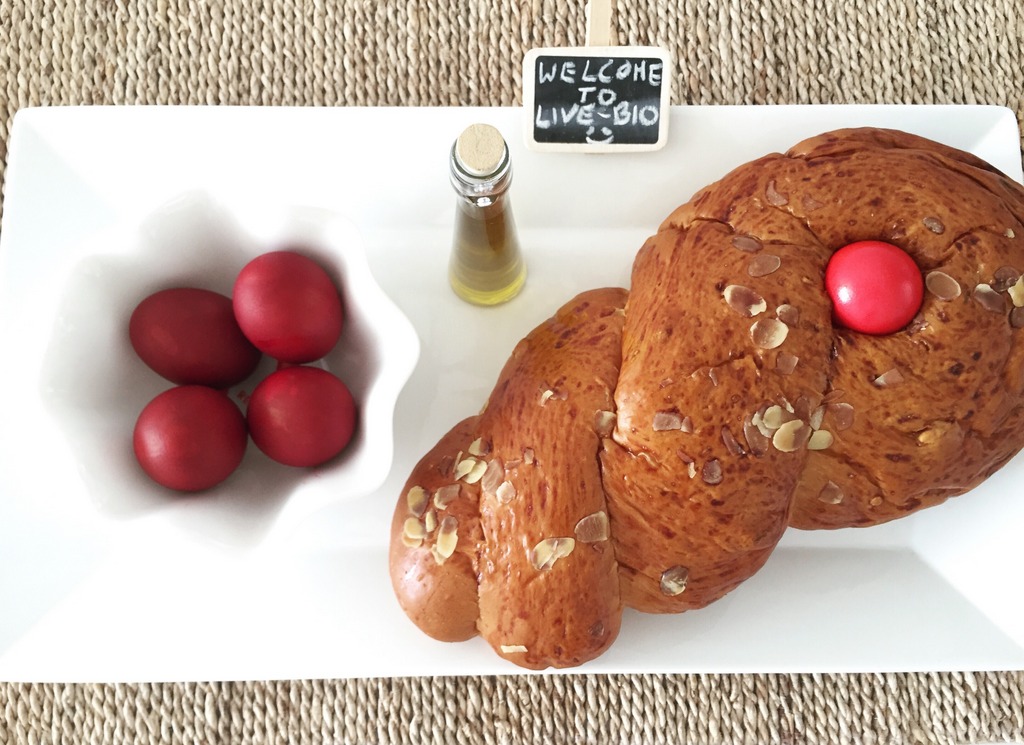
[401,534,423,549]
[523,447,536,465]
[818,481,844,504]
[453,457,477,481]
[500,645,528,654]
[1009,276,1024,308]
[807,430,834,450]
[748,254,781,278]
[906,313,928,334]
[701,459,723,485]
[822,389,846,404]
[761,405,792,430]
[595,410,616,437]
[776,352,799,375]
[731,234,763,253]
[468,437,490,457]
[743,414,770,456]
[433,484,460,510]
[637,451,659,469]
[1007,228,1017,238]
[465,460,488,483]
[917,423,954,445]
[872,368,905,387]
[992,266,1020,292]
[653,411,686,431]
[772,420,811,452]
[766,179,789,206]
[423,509,437,533]
[751,318,789,349]
[776,304,800,327]
[403,517,426,541]
[435,516,459,560]
[495,481,517,504]
[973,283,1006,313]
[869,496,884,507]
[455,457,487,483]
[660,566,690,596]
[530,537,575,571]
[793,395,813,422]
[721,426,745,456]
[753,415,772,439]
[574,512,610,543]
[538,385,568,406]
[687,462,697,479]
[922,216,945,234]
[925,271,961,301]
[809,406,826,431]
[480,459,504,496]
[802,195,825,211]
[828,402,855,430]
[723,285,767,317]
[406,486,429,517]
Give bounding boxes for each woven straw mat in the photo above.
[1,1,1023,744]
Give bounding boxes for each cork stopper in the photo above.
[454,124,506,178]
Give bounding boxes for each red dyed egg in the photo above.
[129,287,262,387]
[133,386,248,492]
[825,240,924,335]
[246,366,357,467]
[232,251,344,364]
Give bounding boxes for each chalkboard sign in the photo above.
[523,46,672,153]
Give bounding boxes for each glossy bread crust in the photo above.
[390,128,1024,669]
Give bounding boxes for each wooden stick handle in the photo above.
[585,0,612,47]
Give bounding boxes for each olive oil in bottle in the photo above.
[448,123,526,305]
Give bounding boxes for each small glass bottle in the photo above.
[448,123,527,305]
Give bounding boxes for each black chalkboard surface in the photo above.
[523,46,671,153]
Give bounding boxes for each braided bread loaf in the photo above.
[389,128,1024,669]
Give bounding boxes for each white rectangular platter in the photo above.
[1,104,1023,682]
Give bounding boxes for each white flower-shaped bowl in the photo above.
[38,191,420,546]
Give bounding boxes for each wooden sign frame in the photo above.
[522,45,672,153]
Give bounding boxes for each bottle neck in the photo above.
[449,141,513,206]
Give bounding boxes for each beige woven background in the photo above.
[1,1,1023,743]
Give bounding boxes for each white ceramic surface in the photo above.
[35,192,420,545]
[1,104,1022,682]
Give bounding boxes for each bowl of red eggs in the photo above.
[39,191,420,544]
